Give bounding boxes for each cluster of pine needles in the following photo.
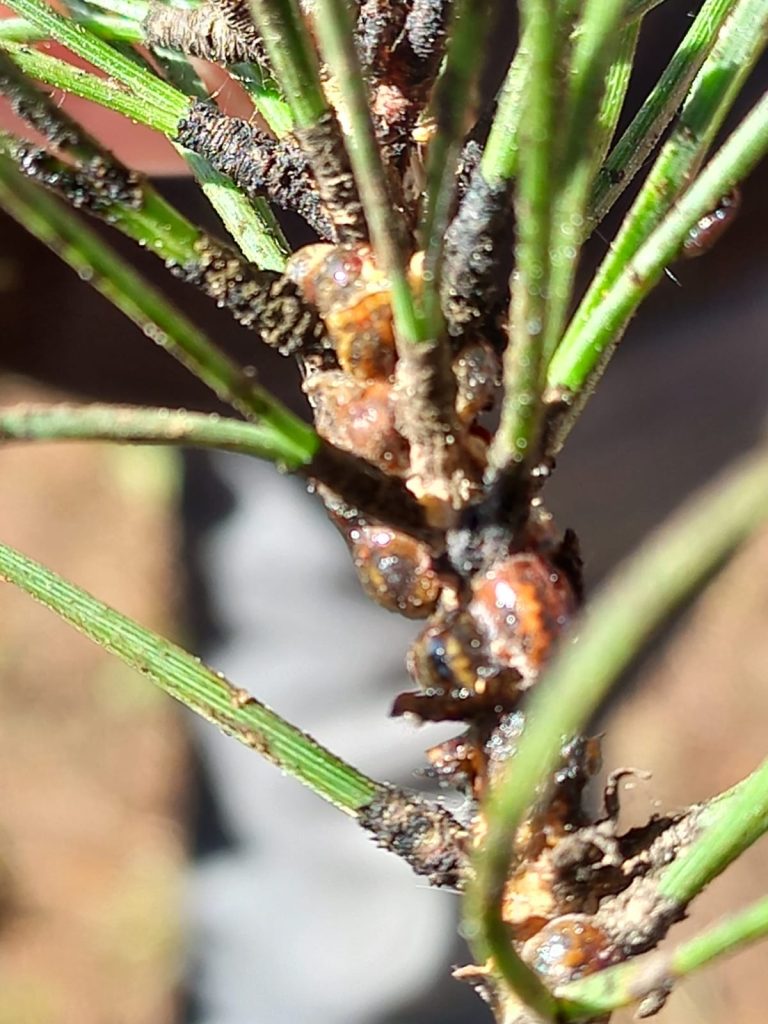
[1,0,768,1021]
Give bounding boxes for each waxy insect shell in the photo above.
[522,914,618,986]
[303,371,410,473]
[349,525,441,618]
[682,187,741,259]
[469,553,577,682]
[286,243,396,380]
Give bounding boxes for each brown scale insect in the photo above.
[346,523,442,618]
[286,243,398,380]
[521,914,619,987]
[682,186,741,259]
[393,608,524,722]
[393,547,578,724]
[304,370,409,473]
[469,551,578,685]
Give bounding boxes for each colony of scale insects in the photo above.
[0,0,758,1020]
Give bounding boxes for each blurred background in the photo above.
[1,1,768,1021]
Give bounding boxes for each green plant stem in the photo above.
[476,0,567,1004]
[674,895,768,974]
[487,0,559,481]
[465,443,768,1015]
[182,150,288,271]
[230,61,294,136]
[0,112,201,269]
[0,403,315,470]
[1,0,187,122]
[0,541,377,812]
[310,0,424,345]
[541,0,627,360]
[247,0,326,127]
[591,22,641,187]
[659,758,768,905]
[479,0,652,191]
[420,0,491,336]
[0,40,183,133]
[479,37,529,187]
[0,153,317,453]
[84,0,149,20]
[479,0,580,194]
[546,85,768,425]
[590,0,738,229]
[0,13,141,42]
[558,892,768,1018]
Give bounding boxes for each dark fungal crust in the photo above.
[355,0,404,71]
[0,52,142,211]
[404,0,451,66]
[11,144,143,213]
[142,0,267,65]
[355,0,451,169]
[357,786,469,888]
[170,237,327,355]
[441,165,512,340]
[296,111,368,243]
[176,102,333,239]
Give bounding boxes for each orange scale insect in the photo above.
[469,552,578,684]
[303,370,409,473]
[394,610,524,722]
[521,914,618,987]
[286,243,397,380]
[349,524,442,618]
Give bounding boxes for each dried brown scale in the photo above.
[394,538,579,737]
[496,738,606,933]
[286,243,397,378]
[304,371,409,471]
[356,786,469,888]
[395,608,524,723]
[142,0,267,65]
[346,523,443,617]
[469,552,579,684]
[521,915,620,987]
[169,237,326,354]
[681,185,741,259]
[176,102,334,239]
[295,112,368,243]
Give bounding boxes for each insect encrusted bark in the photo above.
[176,101,334,238]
